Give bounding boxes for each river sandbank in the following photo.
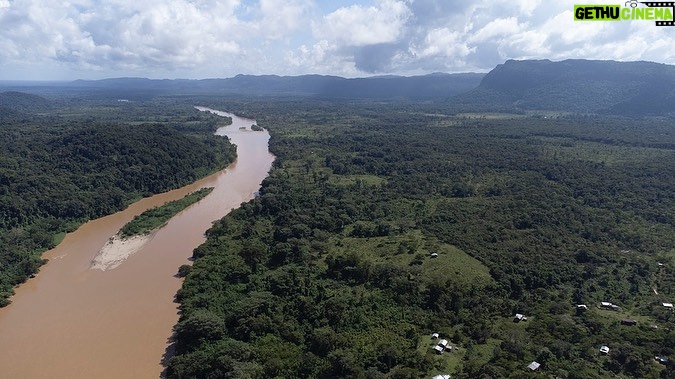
[90,233,155,271]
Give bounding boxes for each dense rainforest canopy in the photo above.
[167,99,675,378]
[3,78,675,377]
[0,95,236,306]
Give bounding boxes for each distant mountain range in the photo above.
[3,59,675,117]
[66,73,485,100]
[450,59,675,116]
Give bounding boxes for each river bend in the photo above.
[0,108,274,378]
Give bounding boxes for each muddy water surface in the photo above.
[0,108,273,378]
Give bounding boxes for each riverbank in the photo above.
[0,108,274,379]
[0,106,236,307]
[92,188,215,271]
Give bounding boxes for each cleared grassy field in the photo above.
[331,229,493,288]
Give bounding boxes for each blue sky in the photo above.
[0,0,674,80]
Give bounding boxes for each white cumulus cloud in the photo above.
[470,17,523,43]
[413,27,474,59]
[313,0,411,46]
[256,0,312,38]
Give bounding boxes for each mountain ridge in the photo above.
[4,59,675,117]
[66,72,485,100]
[451,59,675,116]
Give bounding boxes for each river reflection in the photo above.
[0,108,274,379]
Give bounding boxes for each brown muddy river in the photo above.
[0,108,274,378]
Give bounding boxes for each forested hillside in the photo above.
[0,91,50,112]
[168,100,675,378]
[451,59,675,116]
[0,96,236,306]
